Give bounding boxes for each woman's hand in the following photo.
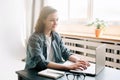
[68,54,90,70]
[66,60,90,70]
[76,60,90,67]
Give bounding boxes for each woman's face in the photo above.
[44,12,58,32]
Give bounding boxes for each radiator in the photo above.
[61,35,120,69]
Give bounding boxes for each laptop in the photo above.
[64,44,106,76]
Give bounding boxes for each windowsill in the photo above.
[57,24,120,42]
[59,31,120,42]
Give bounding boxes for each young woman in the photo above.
[25,6,90,71]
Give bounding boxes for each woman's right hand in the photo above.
[66,61,88,70]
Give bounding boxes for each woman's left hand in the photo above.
[75,60,90,70]
[76,60,90,66]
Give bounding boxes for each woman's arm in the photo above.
[46,53,90,70]
[47,62,68,70]
[47,61,87,70]
[25,33,50,70]
[68,54,90,67]
[68,54,79,62]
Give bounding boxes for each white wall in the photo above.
[0,0,26,58]
[0,0,26,79]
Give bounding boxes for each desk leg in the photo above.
[18,76,22,80]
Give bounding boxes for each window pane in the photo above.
[45,0,68,21]
[93,0,120,21]
[70,0,88,19]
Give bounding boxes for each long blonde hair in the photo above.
[35,6,57,33]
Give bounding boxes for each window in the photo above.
[44,0,120,25]
[93,0,120,22]
[44,0,88,22]
[44,0,68,21]
[69,0,88,19]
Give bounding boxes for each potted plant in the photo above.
[87,18,107,37]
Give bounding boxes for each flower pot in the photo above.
[95,29,103,37]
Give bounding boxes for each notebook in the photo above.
[64,44,106,76]
[38,68,65,79]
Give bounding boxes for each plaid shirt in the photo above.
[25,31,72,70]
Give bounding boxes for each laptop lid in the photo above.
[95,44,106,75]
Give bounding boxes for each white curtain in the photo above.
[24,0,43,46]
